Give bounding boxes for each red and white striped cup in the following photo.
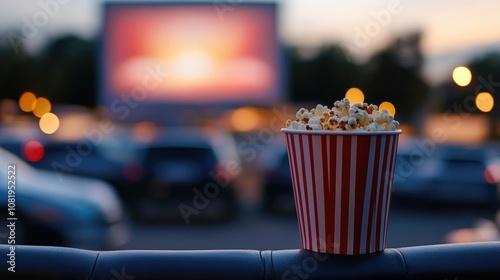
[282,128,401,255]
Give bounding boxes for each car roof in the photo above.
[145,127,217,146]
[138,127,240,164]
[436,144,499,161]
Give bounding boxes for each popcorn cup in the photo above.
[282,128,402,255]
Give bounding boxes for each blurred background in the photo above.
[1,0,500,250]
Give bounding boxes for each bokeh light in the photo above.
[423,114,489,144]
[230,107,261,132]
[485,163,500,183]
[132,121,158,143]
[32,97,52,117]
[475,92,494,112]
[452,66,472,87]
[39,113,60,134]
[123,160,144,182]
[379,101,396,116]
[23,140,44,162]
[52,113,97,142]
[345,87,364,104]
[19,92,37,112]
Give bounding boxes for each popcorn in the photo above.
[285,98,400,132]
[295,109,305,120]
[315,104,329,116]
[308,116,321,125]
[387,121,399,131]
[366,122,385,132]
[308,124,322,130]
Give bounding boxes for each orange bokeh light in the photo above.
[19,92,37,112]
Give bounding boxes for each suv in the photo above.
[132,127,240,222]
[392,143,500,207]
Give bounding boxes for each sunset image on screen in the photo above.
[103,4,280,103]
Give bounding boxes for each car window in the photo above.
[144,147,218,169]
[442,158,487,182]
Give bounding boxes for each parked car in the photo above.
[131,127,240,222]
[392,143,500,207]
[0,138,140,206]
[259,137,296,215]
[0,147,130,250]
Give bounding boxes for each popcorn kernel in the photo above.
[284,98,399,131]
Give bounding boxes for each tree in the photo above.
[0,37,41,103]
[288,45,362,106]
[39,34,97,107]
[362,31,429,124]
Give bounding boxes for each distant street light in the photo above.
[475,92,494,113]
[345,87,364,104]
[452,66,472,87]
[379,101,396,116]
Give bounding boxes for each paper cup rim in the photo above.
[281,128,402,135]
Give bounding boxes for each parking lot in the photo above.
[124,201,497,250]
